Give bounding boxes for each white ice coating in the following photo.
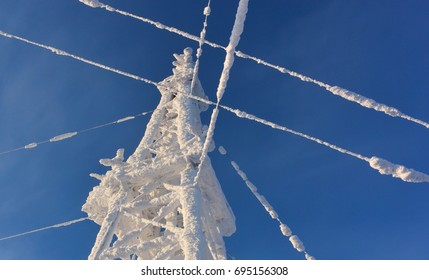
[79,0,102,8]
[327,87,429,129]
[369,157,429,183]
[116,116,135,123]
[82,49,235,260]
[231,161,278,221]
[215,0,248,102]
[289,235,305,252]
[230,159,313,259]
[0,108,153,157]
[49,132,78,142]
[80,0,429,130]
[77,0,222,50]
[222,105,370,161]
[1,29,426,185]
[280,223,292,237]
[0,30,158,87]
[24,143,37,149]
[192,0,249,194]
[0,217,88,242]
[204,6,211,16]
[218,146,227,155]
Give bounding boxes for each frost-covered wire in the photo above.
[0,217,89,242]
[77,1,429,130]
[1,29,427,183]
[78,0,222,50]
[189,0,212,96]
[217,146,315,260]
[219,105,429,184]
[0,109,154,157]
[192,0,249,190]
[0,30,159,87]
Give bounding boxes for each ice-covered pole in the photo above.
[175,48,208,259]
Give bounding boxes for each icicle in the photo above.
[49,132,78,142]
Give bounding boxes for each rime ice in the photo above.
[82,49,235,260]
[49,132,78,142]
[369,157,429,183]
[218,146,227,155]
[79,0,102,8]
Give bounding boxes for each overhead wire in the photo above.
[0,217,89,242]
[0,18,428,183]
[0,109,154,157]
[78,0,429,130]
[217,145,315,260]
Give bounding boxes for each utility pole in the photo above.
[83,48,236,260]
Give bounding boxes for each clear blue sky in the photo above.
[0,0,428,260]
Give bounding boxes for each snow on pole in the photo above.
[88,190,127,260]
[49,132,78,142]
[0,217,88,242]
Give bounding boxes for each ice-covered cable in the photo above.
[78,0,222,50]
[189,0,212,96]
[77,1,429,130]
[0,217,89,242]
[0,30,159,87]
[1,29,427,183]
[218,146,314,260]
[0,110,153,157]
[218,105,429,183]
[192,0,249,189]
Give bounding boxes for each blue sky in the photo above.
[0,0,428,260]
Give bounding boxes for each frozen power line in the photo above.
[0,30,159,87]
[78,0,429,130]
[218,146,315,260]
[189,0,212,97]
[192,0,249,189]
[0,109,154,157]
[0,29,427,184]
[219,105,429,184]
[0,217,89,242]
